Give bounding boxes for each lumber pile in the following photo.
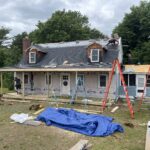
[69,139,92,150]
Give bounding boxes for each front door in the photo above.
[61,74,70,95]
[136,75,146,97]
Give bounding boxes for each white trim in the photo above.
[29,52,36,64]
[91,49,99,62]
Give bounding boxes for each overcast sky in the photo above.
[0,0,141,37]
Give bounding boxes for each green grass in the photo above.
[0,101,149,150]
[1,88,14,93]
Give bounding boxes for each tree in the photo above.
[5,32,28,66]
[0,27,10,67]
[29,10,105,43]
[113,1,150,64]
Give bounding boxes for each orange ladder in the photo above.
[101,59,134,119]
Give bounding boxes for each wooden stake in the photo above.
[22,72,25,100]
[0,72,3,95]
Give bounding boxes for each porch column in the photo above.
[22,72,25,100]
[0,72,3,95]
[75,71,78,101]
[75,71,78,86]
[47,72,50,98]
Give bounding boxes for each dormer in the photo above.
[86,42,103,63]
[28,47,46,64]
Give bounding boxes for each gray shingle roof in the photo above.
[17,39,120,69]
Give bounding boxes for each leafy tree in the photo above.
[0,27,10,45]
[0,27,10,67]
[113,1,150,64]
[29,10,105,43]
[5,32,28,66]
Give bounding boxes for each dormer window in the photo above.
[29,52,36,63]
[91,49,99,62]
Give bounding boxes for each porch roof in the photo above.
[0,67,111,72]
[124,65,150,74]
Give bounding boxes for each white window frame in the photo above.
[91,49,99,62]
[99,74,107,87]
[77,74,84,87]
[29,52,36,63]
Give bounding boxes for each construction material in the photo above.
[10,113,33,123]
[36,107,124,137]
[29,104,44,111]
[23,120,42,126]
[33,108,45,115]
[69,140,89,150]
[145,121,150,150]
[101,59,134,119]
[124,122,134,128]
[138,67,150,111]
[111,106,119,113]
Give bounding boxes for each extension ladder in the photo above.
[138,67,150,111]
[101,59,134,119]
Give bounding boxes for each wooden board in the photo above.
[145,121,150,150]
[33,108,45,115]
[69,139,88,150]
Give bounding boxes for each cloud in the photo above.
[0,0,141,36]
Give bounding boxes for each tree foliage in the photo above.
[29,10,105,43]
[113,1,150,64]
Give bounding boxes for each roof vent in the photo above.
[76,40,79,44]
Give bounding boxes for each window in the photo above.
[24,74,29,84]
[129,74,136,86]
[29,52,36,63]
[77,74,84,86]
[99,74,107,87]
[46,74,52,85]
[91,49,99,62]
[121,74,136,86]
[146,75,150,87]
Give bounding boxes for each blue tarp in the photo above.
[36,107,124,137]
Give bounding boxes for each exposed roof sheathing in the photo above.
[124,65,150,73]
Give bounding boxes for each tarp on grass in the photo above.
[36,107,124,137]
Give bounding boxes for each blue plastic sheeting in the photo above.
[36,107,124,136]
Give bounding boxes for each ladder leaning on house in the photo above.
[101,58,134,119]
[70,78,87,105]
[138,67,150,111]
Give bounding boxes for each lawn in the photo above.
[0,101,149,150]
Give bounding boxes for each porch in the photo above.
[0,67,117,102]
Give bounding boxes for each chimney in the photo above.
[23,36,31,57]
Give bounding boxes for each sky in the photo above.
[0,0,142,37]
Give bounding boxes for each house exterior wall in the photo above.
[119,86,136,97]
[118,73,150,98]
[15,71,117,99]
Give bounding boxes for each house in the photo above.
[119,65,150,98]
[0,37,123,99]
